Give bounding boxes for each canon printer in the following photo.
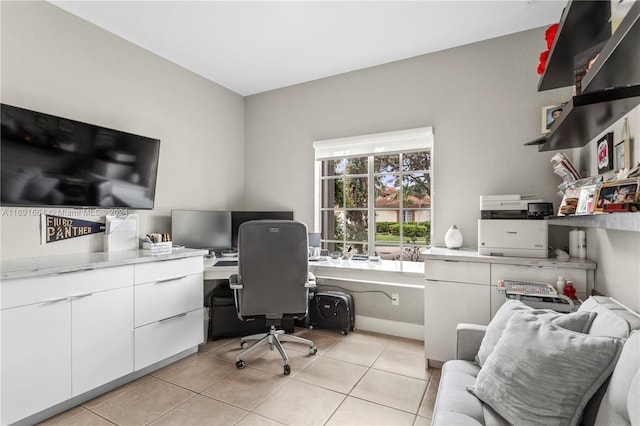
[478,195,553,258]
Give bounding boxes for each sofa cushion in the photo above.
[432,360,503,426]
[469,312,624,426]
[579,296,640,338]
[475,300,597,366]
[594,331,640,426]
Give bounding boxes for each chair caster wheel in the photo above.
[341,330,348,335]
[236,360,246,369]
[308,325,314,330]
[241,341,248,349]
[284,365,291,375]
[309,346,318,355]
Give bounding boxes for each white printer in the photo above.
[478,194,551,258]
[478,219,548,258]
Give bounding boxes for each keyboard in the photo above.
[214,260,238,267]
[497,279,557,296]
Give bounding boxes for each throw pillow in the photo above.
[476,300,597,366]
[469,313,623,426]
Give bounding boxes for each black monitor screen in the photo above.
[231,211,294,248]
[171,210,232,250]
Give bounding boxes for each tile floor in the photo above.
[39,328,440,426]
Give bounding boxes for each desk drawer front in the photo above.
[134,256,203,285]
[425,259,490,285]
[134,308,203,370]
[135,273,203,327]
[1,265,133,310]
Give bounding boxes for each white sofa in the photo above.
[432,296,640,426]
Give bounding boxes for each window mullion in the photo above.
[368,156,375,256]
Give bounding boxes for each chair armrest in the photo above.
[229,274,243,289]
[305,272,317,288]
[456,323,487,362]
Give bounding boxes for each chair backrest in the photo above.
[235,220,309,320]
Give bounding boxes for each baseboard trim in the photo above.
[354,315,424,341]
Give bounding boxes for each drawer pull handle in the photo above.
[155,276,187,284]
[159,313,188,322]
[70,293,93,299]
[43,297,70,304]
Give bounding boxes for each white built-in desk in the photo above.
[204,256,424,283]
[0,248,207,426]
[423,247,597,367]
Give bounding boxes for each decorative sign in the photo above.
[597,132,614,173]
[42,214,105,244]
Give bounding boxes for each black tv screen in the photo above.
[1,103,160,209]
[231,211,294,248]
[171,210,232,250]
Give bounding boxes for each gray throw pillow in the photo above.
[475,300,597,367]
[469,313,624,426]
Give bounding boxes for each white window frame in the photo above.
[313,127,433,258]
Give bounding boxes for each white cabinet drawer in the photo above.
[135,273,203,327]
[425,259,490,285]
[134,257,203,285]
[135,308,204,370]
[1,265,133,309]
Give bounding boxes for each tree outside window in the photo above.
[320,150,430,261]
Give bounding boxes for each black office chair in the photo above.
[229,220,317,375]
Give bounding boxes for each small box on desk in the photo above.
[142,241,172,255]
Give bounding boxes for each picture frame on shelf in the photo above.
[576,185,597,215]
[615,117,632,170]
[614,140,627,170]
[573,41,606,95]
[541,103,566,133]
[596,132,614,174]
[594,178,640,212]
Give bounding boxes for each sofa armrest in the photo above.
[456,323,487,362]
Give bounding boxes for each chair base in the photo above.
[236,326,317,375]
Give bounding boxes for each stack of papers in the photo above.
[551,153,581,182]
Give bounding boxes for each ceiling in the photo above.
[50,1,565,96]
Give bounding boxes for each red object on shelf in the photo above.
[564,281,577,300]
[537,23,559,75]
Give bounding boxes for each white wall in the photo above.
[0,1,246,259]
[574,108,640,311]
[245,27,571,246]
[244,27,640,312]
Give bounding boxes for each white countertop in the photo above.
[203,256,425,281]
[309,257,424,276]
[424,247,596,270]
[1,248,208,280]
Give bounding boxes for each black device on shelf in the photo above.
[1,103,161,209]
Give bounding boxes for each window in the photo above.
[314,127,432,261]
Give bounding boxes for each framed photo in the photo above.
[596,132,614,173]
[576,185,596,215]
[615,117,632,170]
[594,178,640,212]
[541,103,566,133]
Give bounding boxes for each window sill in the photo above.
[309,258,425,288]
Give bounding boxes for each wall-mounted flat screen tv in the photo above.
[1,103,160,209]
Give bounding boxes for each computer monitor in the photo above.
[231,211,294,248]
[171,210,232,251]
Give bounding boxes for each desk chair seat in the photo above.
[229,220,317,375]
